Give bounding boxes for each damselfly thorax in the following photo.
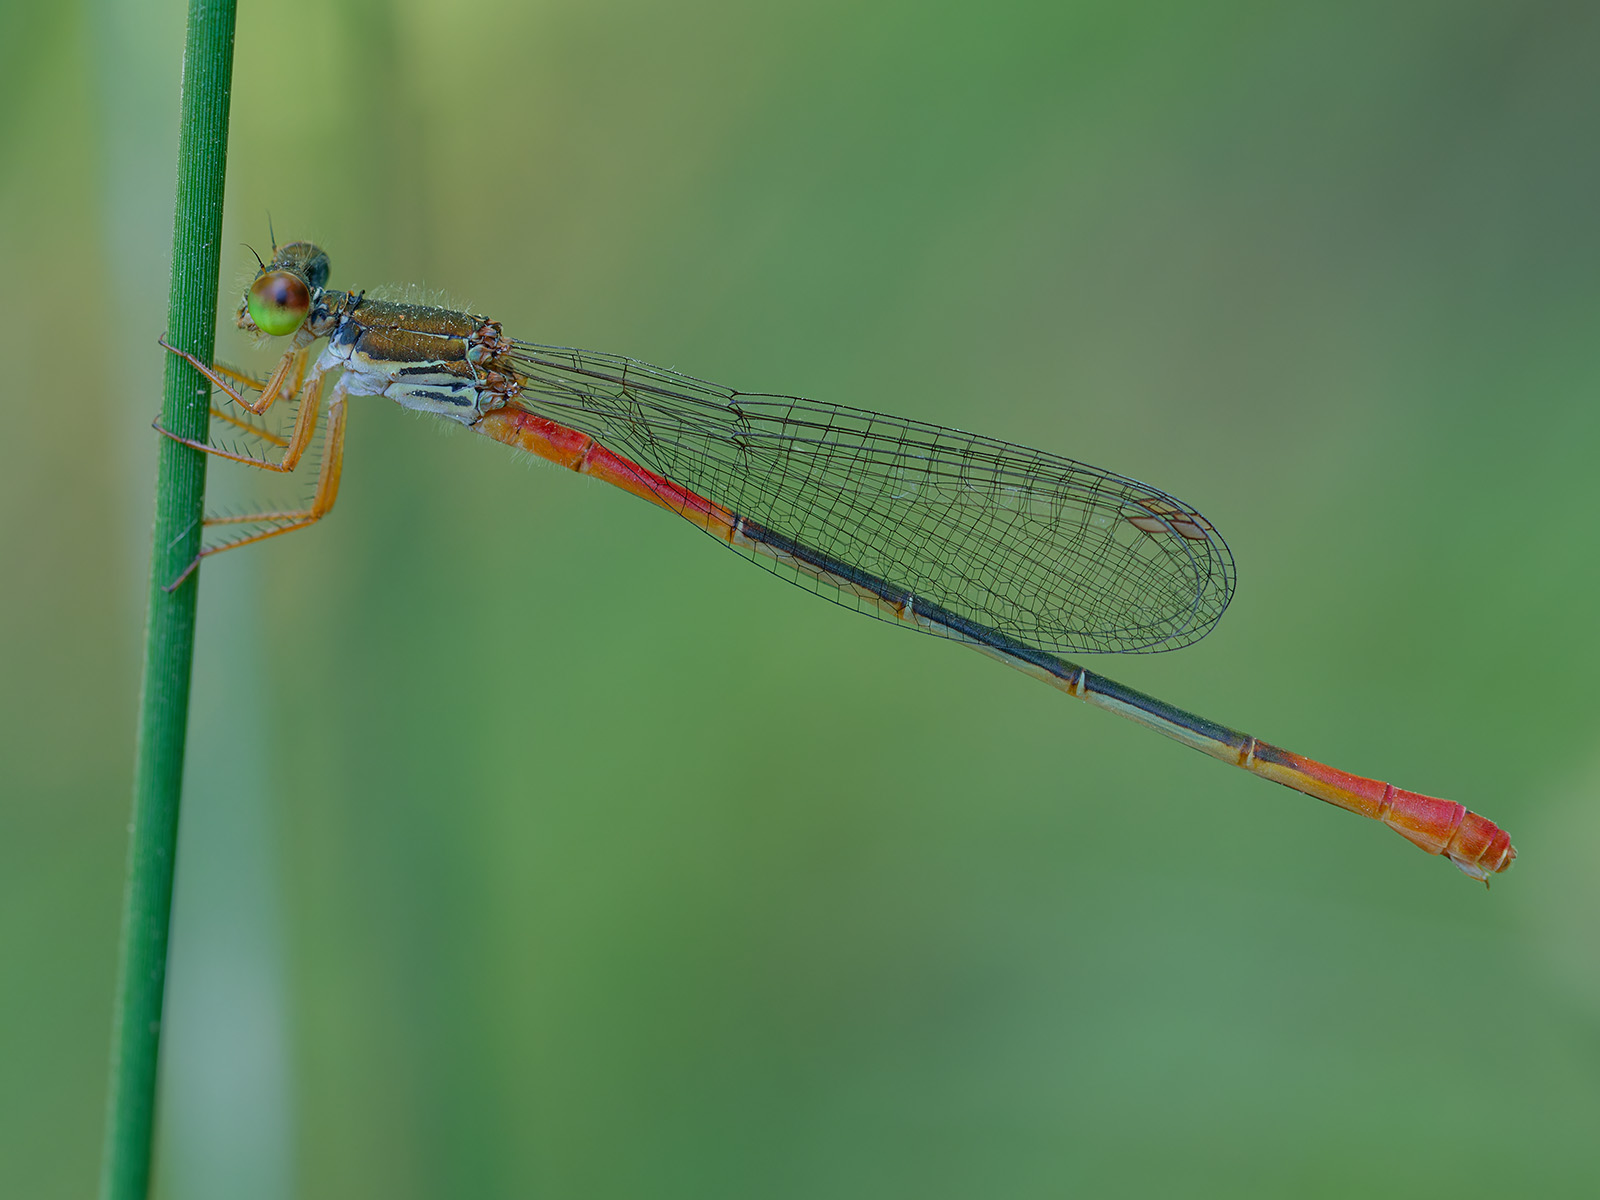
[306,289,523,423]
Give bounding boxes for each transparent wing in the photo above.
[507,342,1236,654]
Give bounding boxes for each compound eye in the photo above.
[246,270,311,336]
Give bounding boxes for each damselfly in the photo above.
[158,239,1516,883]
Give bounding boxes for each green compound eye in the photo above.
[246,270,311,336]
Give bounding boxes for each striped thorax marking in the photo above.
[314,292,522,424]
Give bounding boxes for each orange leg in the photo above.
[163,391,350,591]
[208,404,290,449]
[209,362,273,393]
[159,336,311,417]
[155,362,328,474]
[207,360,306,435]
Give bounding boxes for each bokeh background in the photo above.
[5,0,1600,1195]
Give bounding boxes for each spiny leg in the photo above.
[170,361,289,446]
[159,336,311,417]
[209,361,271,394]
[206,361,301,438]
[209,402,290,449]
[155,361,328,473]
[164,389,350,591]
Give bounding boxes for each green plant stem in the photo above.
[100,2,238,1197]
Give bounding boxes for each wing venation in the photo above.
[506,343,1235,654]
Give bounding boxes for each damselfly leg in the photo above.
[155,339,349,588]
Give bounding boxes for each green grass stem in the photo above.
[99,2,238,1197]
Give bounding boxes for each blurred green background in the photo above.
[4,0,1599,1195]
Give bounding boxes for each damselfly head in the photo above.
[237,240,330,338]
